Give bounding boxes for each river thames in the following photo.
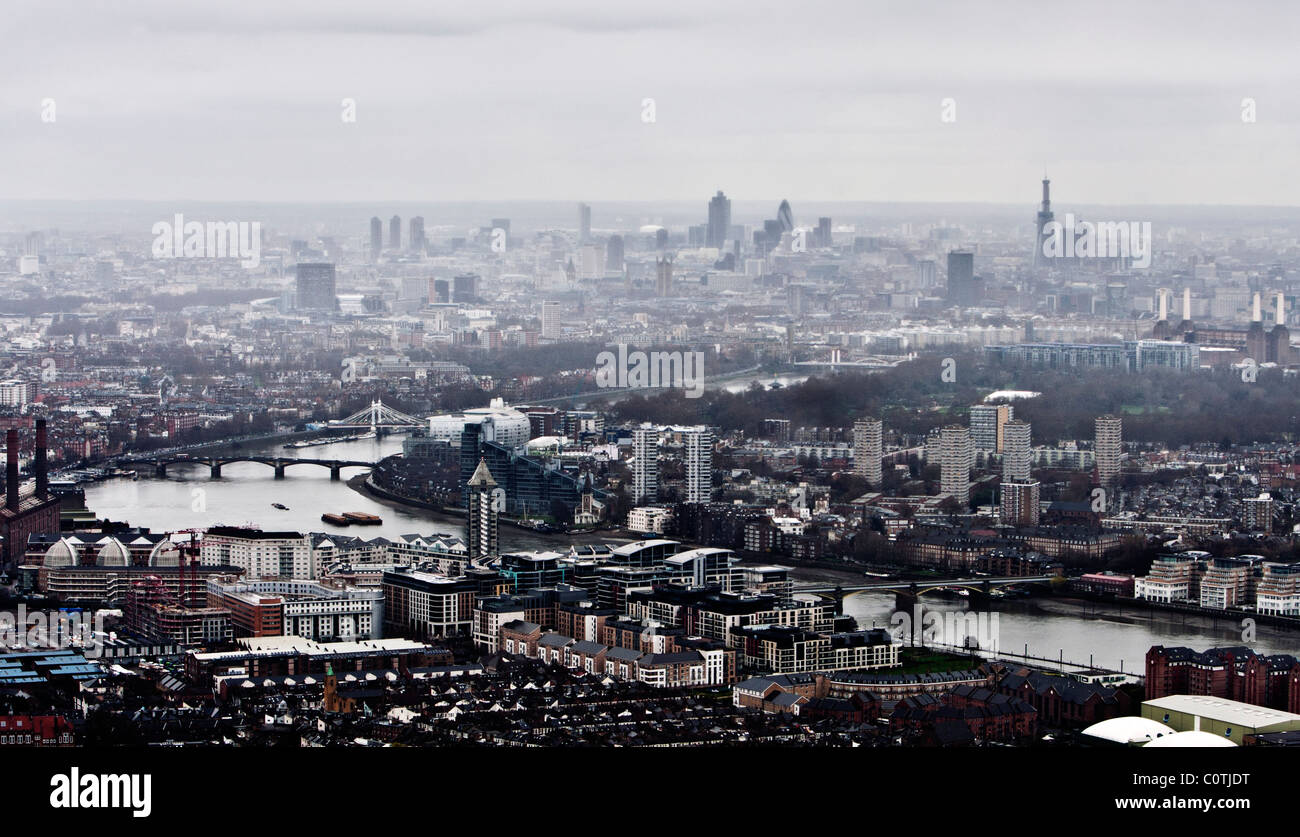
[83,433,1299,672]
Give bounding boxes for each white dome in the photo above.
[43,538,79,568]
[149,540,181,567]
[1144,731,1238,748]
[427,405,531,450]
[96,538,130,567]
[1083,716,1176,744]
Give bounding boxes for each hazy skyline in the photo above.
[4,0,1299,205]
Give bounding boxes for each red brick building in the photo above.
[0,715,74,746]
[997,668,1130,728]
[1146,645,1300,713]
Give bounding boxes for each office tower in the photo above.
[1033,177,1055,268]
[452,273,478,303]
[947,250,977,306]
[655,257,673,297]
[655,228,669,250]
[490,218,511,237]
[788,285,806,316]
[541,300,561,339]
[605,234,625,272]
[817,217,832,248]
[1095,415,1122,487]
[939,425,973,506]
[684,428,713,504]
[400,276,428,302]
[853,418,883,487]
[389,215,401,249]
[578,203,591,243]
[916,259,938,289]
[409,216,425,252]
[1001,420,1032,482]
[970,404,1014,453]
[369,217,383,261]
[295,263,337,311]
[578,244,602,279]
[465,458,499,560]
[707,191,731,250]
[632,425,659,505]
[432,279,450,304]
[777,200,794,233]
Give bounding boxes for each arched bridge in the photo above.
[141,456,376,481]
[794,575,1058,607]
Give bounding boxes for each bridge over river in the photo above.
[793,575,1058,607]
[124,455,376,481]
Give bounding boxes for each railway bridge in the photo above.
[137,456,376,480]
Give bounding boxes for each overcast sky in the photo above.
[3,0,1298,205]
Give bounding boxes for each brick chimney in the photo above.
[6,428,18,510]
[35,418,47,500]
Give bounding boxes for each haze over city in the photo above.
[4,0,1300,204]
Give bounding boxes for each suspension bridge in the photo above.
[328,399,426,432]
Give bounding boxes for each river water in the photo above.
[838,592,1298,673]
[83,434,1299,670]
[83,434,608,553]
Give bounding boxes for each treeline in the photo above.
[609,352,1300,446]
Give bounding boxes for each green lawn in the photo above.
[893,648,981,674]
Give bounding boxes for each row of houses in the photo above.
[498,620,735,688]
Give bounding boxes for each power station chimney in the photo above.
[35,418,47,500]
[1277,292,1286,327]
[6,428,18,511]
[1183,287,1192,320]
[1157,288,1168,321]
[1253,292,1262,323]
